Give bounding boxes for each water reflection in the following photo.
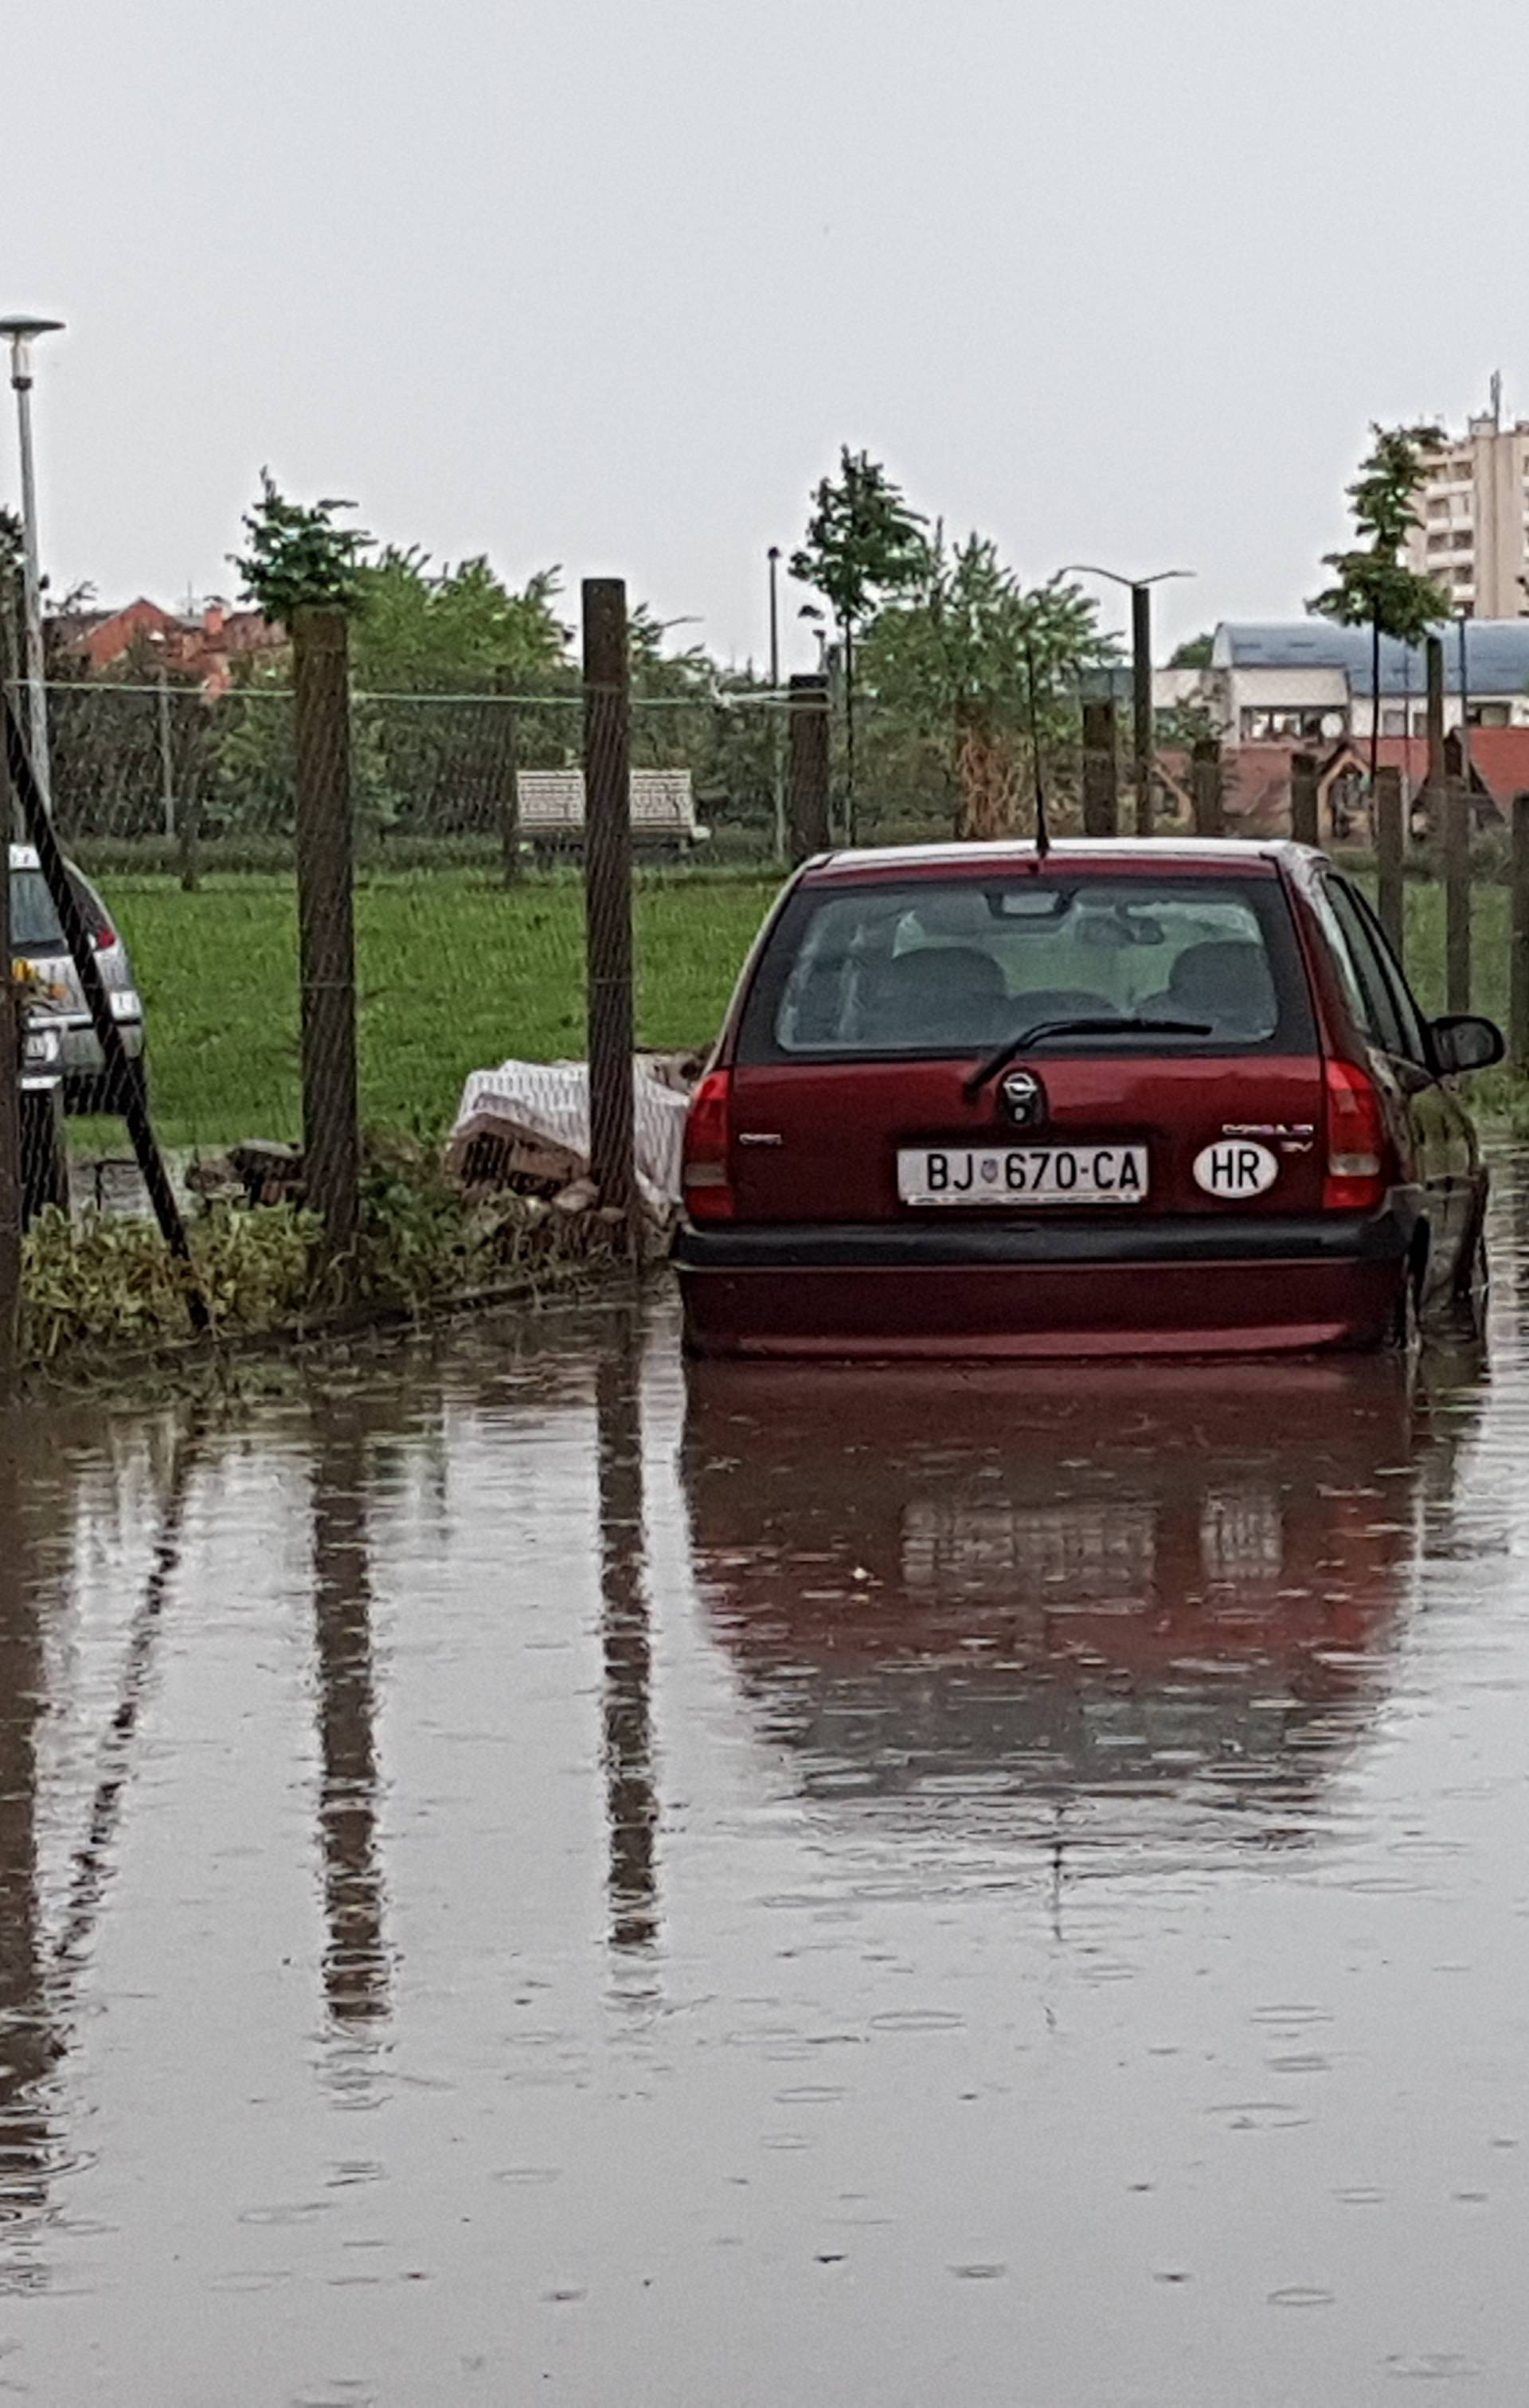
[311,1400,393,2042]
[0,1429,61,2285]
[596,1323,659,1959]
[57,1413,204,1972]
[682,1353,1483,1852]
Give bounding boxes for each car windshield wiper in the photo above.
[963,1016,1214,1099]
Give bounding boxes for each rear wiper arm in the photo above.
[963,1016,1214,1100]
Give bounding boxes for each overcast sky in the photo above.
[3,0,1524,669]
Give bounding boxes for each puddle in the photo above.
[1,1167,1528,2399]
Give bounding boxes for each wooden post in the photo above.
[293,605,362,1278]
[1081,698,1119,836]
[1190,737,1223,837]
[1444,776,1471,1015]
[1423,634,1446,847]
[1511,793,1529,1071]
[1375,766,1405,964]
[1289,751,1320,847]
[0,730,19,1378]
[582,578,636,1235]
[788,674,831,861]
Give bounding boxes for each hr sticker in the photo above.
[1193,1140,1278,1198]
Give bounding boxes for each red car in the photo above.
[675,839,1503,1358]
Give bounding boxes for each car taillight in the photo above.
[92,922,117,952]
[1323,1058,1386,1211]
[683,1068,735,1222]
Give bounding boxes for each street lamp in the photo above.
[767,546,785,861]
[767,545,781,689]
[146,628,177,842]
[0,315,65,813]
[1059,563,1193,837]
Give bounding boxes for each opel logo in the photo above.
[999,1069,1046,1128]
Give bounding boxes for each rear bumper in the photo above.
[675,1205,1418,1359]
[58,1018,144,1083]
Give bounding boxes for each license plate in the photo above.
[897,1144,1148,1206]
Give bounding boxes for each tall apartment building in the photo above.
[1405,379,1529,617]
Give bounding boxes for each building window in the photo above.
[1240,706,1347,743]
[1428,497,1450,521]
[1472,703,1511,728]
[1427,531,1453,553]
[1381,708,1408,736]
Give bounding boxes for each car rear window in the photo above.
[738,874,1315,1061]
[9,870,65,952]
[7,866,108,954]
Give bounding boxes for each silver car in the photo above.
[8,842,146,1111]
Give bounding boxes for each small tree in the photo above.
[1169,630,1215,669]
[1310,424,1450,788]
[865,532,1111,838]
[232,469,372,627]
[790,448,928,840]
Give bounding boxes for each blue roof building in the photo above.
[1210,619,1529,698]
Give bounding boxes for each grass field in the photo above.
[89,865,1519,1152]
[100,868,780,1149]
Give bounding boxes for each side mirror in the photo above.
[1431,1014,1505,1075]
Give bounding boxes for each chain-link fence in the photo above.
[8,659,1122,1151]
[8,672,814,1170]
[12,592,1525,1368]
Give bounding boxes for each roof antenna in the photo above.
[1023,632,1051,864]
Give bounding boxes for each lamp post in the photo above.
[0,317,65,813]
[147,629,176,841]
[767,545,781,689]
[1060,563,1193,837]
[767,546,784,861]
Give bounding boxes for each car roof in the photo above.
[801,838,1320,882]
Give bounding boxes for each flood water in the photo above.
[3,1178,1529,2403]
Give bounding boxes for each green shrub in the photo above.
[20,1134,621,1370]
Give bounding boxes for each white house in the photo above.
[1156,620,1529,742]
